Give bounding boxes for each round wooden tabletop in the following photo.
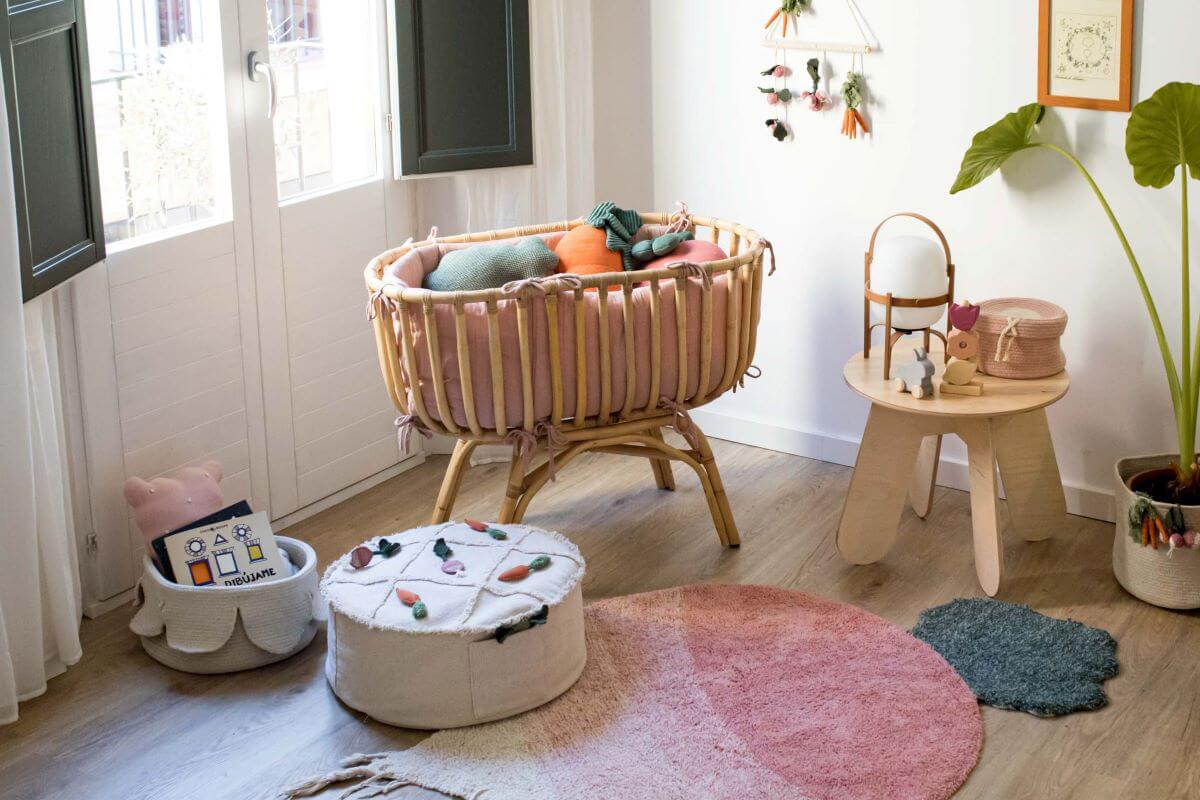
[843,346,1069,418]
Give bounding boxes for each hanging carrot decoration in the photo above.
[799,58,830,111]
[840,71,870,139]
[764,0,811,38]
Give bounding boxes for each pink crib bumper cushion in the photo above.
[384,231,730,431]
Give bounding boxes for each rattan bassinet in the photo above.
[364,211,770,546]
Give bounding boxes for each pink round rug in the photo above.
[285,585,982,800]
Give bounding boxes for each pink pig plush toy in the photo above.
[124,460,224,557]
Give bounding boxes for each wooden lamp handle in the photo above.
[865,212,953,269]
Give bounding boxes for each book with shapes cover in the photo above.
[161,512,288,588]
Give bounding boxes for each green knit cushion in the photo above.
[586,201,643,271]
[631,231,694,263]
[423,237,559,292]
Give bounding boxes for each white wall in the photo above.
[631,0,1199,520]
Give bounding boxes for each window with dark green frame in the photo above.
[2,0,105,302]
[393,0,532,176]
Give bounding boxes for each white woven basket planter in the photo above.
[323,522,586,730]
[130,536,324,674]
[1113,456,1200,610]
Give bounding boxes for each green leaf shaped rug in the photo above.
[912,598,1118,718]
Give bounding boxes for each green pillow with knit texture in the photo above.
[424,237,559,293]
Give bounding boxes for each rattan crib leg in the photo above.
[647,427,676,491]
[431,439,478,524]
[498,444,527,524]
[690,424,740,547]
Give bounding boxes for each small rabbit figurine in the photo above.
[893,347,936,399]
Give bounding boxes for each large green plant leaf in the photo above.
[950,104,1045,194]
[1126,82,1200,188]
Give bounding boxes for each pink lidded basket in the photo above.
[975,297,1067,379]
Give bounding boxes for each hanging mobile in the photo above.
[840,69,870,139]
[800,58,831,111]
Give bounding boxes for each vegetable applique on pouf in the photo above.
[322,521,586,729]
[912,598,1118,717]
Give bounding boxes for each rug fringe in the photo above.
[280,752,483,800]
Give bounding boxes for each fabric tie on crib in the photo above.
[366,277,409,321]
[395,414,432,453]
[734,364,763,393]
[505,423,569,481]
[658,398,701,450]
[505,428,539,475]
[665,260,713,290]
[762,239,777,276]
[665,201,692,234]
[501,274,584,296]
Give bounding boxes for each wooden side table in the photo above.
[838,348,1070,596]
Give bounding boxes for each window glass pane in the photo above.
[267,0,379,200]
[84,0,230,246]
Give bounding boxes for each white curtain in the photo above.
[451,0,596,231]
[0,67,83,726]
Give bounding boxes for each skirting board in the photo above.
[690,409,1115,523]
[274,453,425,531]
[427,412,1115,523]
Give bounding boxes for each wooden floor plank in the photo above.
[1,440,1197,800]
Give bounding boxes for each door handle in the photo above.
[246,51,277,119]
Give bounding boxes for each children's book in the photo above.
[151,501,252,583]
[159,511,288,588]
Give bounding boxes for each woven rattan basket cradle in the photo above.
[364,211,769,547]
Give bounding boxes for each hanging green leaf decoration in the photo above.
[806,58,821,93]
[1125,82,1200,188]
[949,103,1045,194]
[842,72,863,110]
[433,537,453,561]
[776,88,792,103]
[760,64,782,77]
[758,86,775,94]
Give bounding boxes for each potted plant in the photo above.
[949,83,1200,609]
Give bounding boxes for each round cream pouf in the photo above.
[323,521,586,729]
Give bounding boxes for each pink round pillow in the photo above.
[640,239,728,273]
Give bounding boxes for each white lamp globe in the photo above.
[870,235,948,331]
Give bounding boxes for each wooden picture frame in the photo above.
[1037,0,1134,112]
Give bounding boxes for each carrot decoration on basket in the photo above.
[840,71,870,139]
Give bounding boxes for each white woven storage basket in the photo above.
[130,536,325,674]
[1112,456,1200,610]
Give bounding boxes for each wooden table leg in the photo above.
[837,404,928,565]
[993,409,1066,542]
[908,434,942,519]
[957,420,1004,596]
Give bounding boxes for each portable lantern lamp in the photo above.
[863,213,955,379]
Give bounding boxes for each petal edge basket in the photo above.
[130,536,325,673]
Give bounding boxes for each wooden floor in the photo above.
[2,440,1198,800]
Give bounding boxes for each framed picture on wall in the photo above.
[1037,0,1134,112]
